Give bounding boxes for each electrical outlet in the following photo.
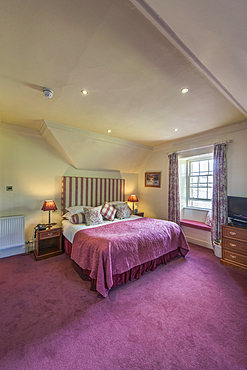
[6,186,13,191]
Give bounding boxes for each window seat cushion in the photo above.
[180,219,211,232]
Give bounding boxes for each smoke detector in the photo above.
[43,87,53,99]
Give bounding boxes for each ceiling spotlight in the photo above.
[43,87,53,99]
[81,90,88,95]
[174,128,178,131]
[107,129,111,133]
[181,87,189,94]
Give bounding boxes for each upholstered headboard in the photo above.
[61,176,125,214]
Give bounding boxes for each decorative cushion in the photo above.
[114,203,132,219]
[205,210,212,226]
[70,212,86,224]
[84,206,103,226]
[101,202,116,221]
[66,205,84,216]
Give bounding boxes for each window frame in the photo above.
[185,155,213,210]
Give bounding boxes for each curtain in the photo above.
[211,143,227,245]
[168,153,180,224]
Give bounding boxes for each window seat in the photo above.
[180,219,211,232]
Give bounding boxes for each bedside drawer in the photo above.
[39,229,61,239]
[223,227,247,241]
[223,249,247,266]
[223,239,247,254]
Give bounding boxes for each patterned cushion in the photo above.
[205,210,212,226]
[70,212,85,224]
[101,202,116,221]
[114,203,132,219]
[84,206,103,226]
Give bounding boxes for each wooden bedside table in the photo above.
[34,227,63,261]
[135,212,144,217]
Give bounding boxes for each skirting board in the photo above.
[185,235,212,250]
[185,235,221,258]
[0,245,26,259]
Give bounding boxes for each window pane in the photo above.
[190,177,198,184]
[199,176,207,184]
[209,159,213,173]
[190,188,198,198]
[208,188,213,199]
[191,162,199,174]
[200,161,208,173]
[190,176,198,187]
[208,175,213,185]
[188,200,212,209]
[199,188,207,198]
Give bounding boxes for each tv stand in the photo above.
[221,224,247,272]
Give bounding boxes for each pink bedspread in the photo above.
[71,218,189,297]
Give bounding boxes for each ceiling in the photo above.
[0,0,246,147]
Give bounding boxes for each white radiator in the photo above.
[0,215,25,257]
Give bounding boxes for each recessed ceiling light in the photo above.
[181,87,189,94]
[174,128,178,131]
[81,90,88,95]
[107,130,111,133]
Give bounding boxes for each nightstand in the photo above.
[34,227,63,261]
[135,212,144,217]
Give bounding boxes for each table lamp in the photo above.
[41,200,57,228]
[128,195,138,213]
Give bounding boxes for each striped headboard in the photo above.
[62,177,125,214]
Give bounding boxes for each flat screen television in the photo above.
[227,196,247,227]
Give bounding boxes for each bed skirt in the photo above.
[63,236,180,289]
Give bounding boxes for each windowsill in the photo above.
[180,219,211,232]
[182,207,211,212]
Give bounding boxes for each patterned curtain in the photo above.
[168,153,180,224]
[211,143,227,245]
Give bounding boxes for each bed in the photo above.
[62,176,189,297]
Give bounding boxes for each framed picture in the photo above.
[145,172,161,188]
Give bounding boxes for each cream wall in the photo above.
[1,121,247,254]
[0,126,138,245]
[138,122,247,220]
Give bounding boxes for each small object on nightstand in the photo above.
[135,212,144,217]
[34,227,62,261]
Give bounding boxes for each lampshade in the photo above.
[128,195,138,203]
[41,200,57,211]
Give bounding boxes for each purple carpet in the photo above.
[0,243,246,370]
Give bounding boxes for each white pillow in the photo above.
[65,205,84,216]
[62,211,72,220]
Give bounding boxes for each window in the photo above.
[187,156,213,209]
[179,153,213,211]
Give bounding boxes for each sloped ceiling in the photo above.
[0,0,246,171]
[135,0,247,114]
[40,120,152,172]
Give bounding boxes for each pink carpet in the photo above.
[0,243,246,370]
